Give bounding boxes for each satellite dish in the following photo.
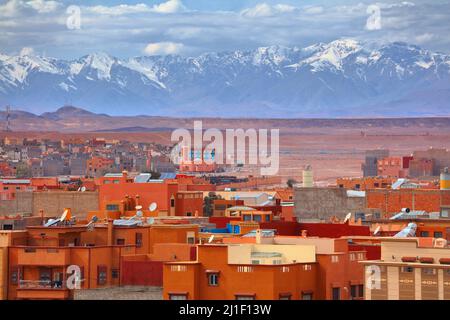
[343,212,352,224]
[135,205,143,211]
[149,202,157,212]
[60,209,69,222]
[91,215,99,223]
[81,186,86,192]
[373,226,381,236]
[208,235,215,243]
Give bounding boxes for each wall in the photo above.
[32,191,99,219]
[0,192,33,216]
[294,187,366,220]
[0,247,6,300]
[366,189,441,215]
[74,286,162,300]
[0,191,98,219]
[121,259,163,286]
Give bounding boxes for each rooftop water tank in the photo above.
[302,165,314,188]
[441,167,450,190]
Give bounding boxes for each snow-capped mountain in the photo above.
[1,39,450,117]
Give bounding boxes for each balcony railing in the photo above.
[19,280,66,290]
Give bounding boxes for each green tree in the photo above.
[203,192,222,217]
[287,178,298,189]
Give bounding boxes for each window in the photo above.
[208,273,219,286]
[116,239,125,245]
[135,233,143,248]
[302,292,313,300]
[355,184,361,190]
[169,294,187,300]
[279,293,291,300]
[422,268,436,276]
[106,204,119,211]
[235,295,255,300]
[350,253,356,261]
[10,267,21,285]
[421,231,429,237]
[303,265,312,271]
[112,269,120,279]
[39,268,52,283]
[251,260,260,265]
[350,285,357,299]
[358,285,364,298]
[253,215,261,222]
[402,266,414,273]
[355,212,366,222]
[434,231,443,238]
[265,215,271,222]
[243,215,252,221]
[170,199,175,207]
[331,255,339,263]
[97,265,107,285]
[332,287,341,300]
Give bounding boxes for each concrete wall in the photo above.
[294,187,366,221]
[74,286,162,300]
[32,191,99,219]
[0,192,33,216]
[0,191,99,219]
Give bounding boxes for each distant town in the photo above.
[0,127,449,300]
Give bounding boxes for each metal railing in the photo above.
[19,280,66,290]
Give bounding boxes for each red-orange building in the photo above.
[163,233,367,300]
[366,189,450,216]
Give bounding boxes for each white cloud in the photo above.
[274,4,296,13]
[304,6,324,15]
[415,33,435,44]
[144,42,184,55]
[26,0,61,13]
[152,0,186,14]
[87,4,151,16]
[0,0,61,16]
[241,3,274,18]
[241,3,298,18]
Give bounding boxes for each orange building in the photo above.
[377,157,404,177]
[163,232,366,300]
[366,189,450,216]
[0,179,33,201]
[336,177,396,190]
[86,157,115,177]
[3,211,201,300]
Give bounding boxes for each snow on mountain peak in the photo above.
[300,39,363,71]
[1,39,450,117]
[81,52,116,80]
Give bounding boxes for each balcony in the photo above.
[16,280,71,300]
[17,248,71,266]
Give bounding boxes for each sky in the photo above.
[1,0,450,58]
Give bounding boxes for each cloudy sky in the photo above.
[1,0,450,58]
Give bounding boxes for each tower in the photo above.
[5,105,11,132]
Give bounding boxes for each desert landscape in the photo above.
[3,107,450,185]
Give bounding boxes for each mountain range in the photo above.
[1,39,450,118]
